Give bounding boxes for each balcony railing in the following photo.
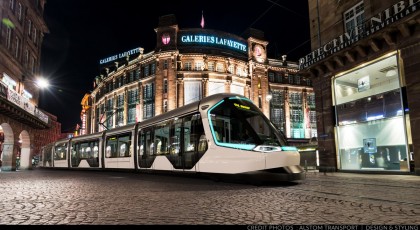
[0,81,49,125]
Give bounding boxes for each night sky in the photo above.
[40,0,310,132]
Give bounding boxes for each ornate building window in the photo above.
[269,72,275,82]
[163,79,168,94]
[127,89,138,124]
[163,60,168,69]
[184,61,192,71]
[144,65,149,77]
[106,98,114,128]
[208,81,224,96]
[228,65,234,74]
[344,1,364,35]
[270,91,285,132]
[184,81,202,105]
[208,62,214,71]
[151,63,156,75]
[194,61,203,71]
[143,83,155,119]
[163,99,168,113]
[116,94,124,127]
[230,84,244,96]
[216,63,224,72]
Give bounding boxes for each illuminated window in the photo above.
[106,98,114,128]
[194,62,203,71]
[291,109,302,122]
[228,65,234,74]
[208,82,224,96]
[270,91,285,132]
[144,65,149,76]
[151,63,156,75]
[236,67,242,76]
[184,62,192,71]
[163,78,168,94]
[2,73,17,90]
[143,83,155,119]
[208,62,214,71]
[230,84,244,96]
[116,109,124,127]
[127,89,138,124]
[163,100,168,113]
[184,81,202,105]
[216,63,224,72]
[290,92,302,105]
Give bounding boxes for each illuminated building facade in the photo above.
[0,0,58,171]
[85,15,317,163]
[300,0,419,174]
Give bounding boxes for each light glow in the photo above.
[36,78,49,89]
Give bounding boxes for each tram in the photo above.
[40,93,305,183]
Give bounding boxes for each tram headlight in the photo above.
[253,145,282,152]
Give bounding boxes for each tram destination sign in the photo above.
[299,0,419,70]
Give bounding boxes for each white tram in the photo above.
[40,93,305,182]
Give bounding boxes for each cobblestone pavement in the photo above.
[0,168,419,225]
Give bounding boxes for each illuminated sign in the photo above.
[234,103,250,110]
[299,0,419,69]
[180,34,247,52]
[99,47,141,65]
[162,33,170,45]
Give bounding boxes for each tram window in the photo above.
[150,143,155,155]
[86,147,92,158]
[119,143,126,157]
[54,143,67,160]
[154,121,170,155]
[198,134,207,153]
[93,146,99,158]
[106,134,131,158]
[139,145,144,156]
[118,135,131,157]
[105,145,113,158]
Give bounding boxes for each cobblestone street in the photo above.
[1,169,419,225]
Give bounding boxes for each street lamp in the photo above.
[35,77,50,89]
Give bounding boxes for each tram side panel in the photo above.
[53,140,70,168]
[136,112,207,172]
[103,129,135,170]
[69,136,103,169]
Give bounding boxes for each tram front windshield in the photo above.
[208,97,287,150]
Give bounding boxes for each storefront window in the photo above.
[334,54,409,171]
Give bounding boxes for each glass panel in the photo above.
[208,97,286,150]
[334,54,408,171]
